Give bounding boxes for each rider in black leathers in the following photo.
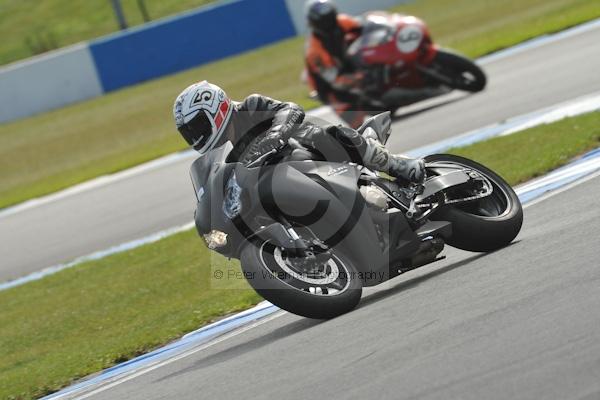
[173,81,425,182]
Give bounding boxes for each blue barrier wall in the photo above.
[89,0,297,92]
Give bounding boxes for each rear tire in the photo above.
[240,241,362,319]
[426,154,522,252]
[431,49,487,92]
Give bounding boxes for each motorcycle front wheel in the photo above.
[240,240,362,319]
[430,49,487,92]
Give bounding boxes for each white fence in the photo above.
[0,43,103,123]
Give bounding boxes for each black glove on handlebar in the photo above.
[255,127,286,155]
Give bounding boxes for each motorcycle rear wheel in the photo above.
[425,154,523,252]
[240,240,362,319]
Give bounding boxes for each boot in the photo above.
[388,154,426,183]
[363,138,426,183]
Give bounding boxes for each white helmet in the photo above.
[173,81,234,153]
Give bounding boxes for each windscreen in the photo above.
[347,17,395,55]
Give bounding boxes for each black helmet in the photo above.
[306,0,338,35]
[173,81,233,153]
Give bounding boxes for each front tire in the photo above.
[240,241,362,319]
[426,154,523,252]
[431,49,487,92]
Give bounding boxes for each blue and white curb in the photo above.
[42,301,280,400]
[515,148,600,204]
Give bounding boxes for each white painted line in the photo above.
[522,169,600,209]
[477,18,600,65]
[0,222,195,291]
[76,312,285,400]
[2,18,599,219]
[500,94,600,136]
[406,91,600,158]
[518,157,600,193]
[0,150,197,219]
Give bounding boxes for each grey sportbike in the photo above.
[190,112,523,319]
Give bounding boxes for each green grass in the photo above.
[391,0,600,57]
[0,229,262,400]
[0,0,216,66]
[1,0,600,209]
[1,111,599,399]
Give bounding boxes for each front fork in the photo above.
[251,216,332,272]
[415,43,455,87]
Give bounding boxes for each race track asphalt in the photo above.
[1,23,600,281]
[86,173,600,400]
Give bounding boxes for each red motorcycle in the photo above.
[310,12,487,118]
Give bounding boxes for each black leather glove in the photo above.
[255,127,286,155]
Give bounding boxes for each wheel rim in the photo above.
[258,242,352,296]
[458,180,511,218]
[434,64,481,91]
[430,161,513,218]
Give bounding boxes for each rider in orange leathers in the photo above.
[305,0,443,128]
[304,1,371,128]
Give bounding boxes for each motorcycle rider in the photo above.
[173,80,426,183]
[305,0,444,128]
[305,0,368,128]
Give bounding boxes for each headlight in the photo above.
[223,172,243,219]
[203,230,228,249]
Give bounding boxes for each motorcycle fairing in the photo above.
[235,160,422,285]
[191,144,423,285]
[348,12,435,66]
[190,142,249,255]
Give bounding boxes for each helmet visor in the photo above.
[179,112,214,152]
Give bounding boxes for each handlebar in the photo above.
[246,148,279,168]
[245,136,308,168]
